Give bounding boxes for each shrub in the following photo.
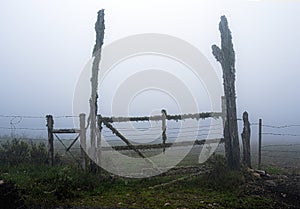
[0,139,30,165]
[0,139,51,166]
[202,154,245,191]
[30,142,48,164]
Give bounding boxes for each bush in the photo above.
[202,154,245,191]
[30,142,48,164]
[0,139,50,166]
[0,139,30,165]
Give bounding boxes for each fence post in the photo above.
[221,96,231,166]
[161,109,167,153]
[97,115,102,173]
[241,111,251,168]
[212,16,240,170]
[221,96,227,127]
[46,115,54,166]
[258,118,262,170]
[79,113,86,171]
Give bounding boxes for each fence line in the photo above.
[0,114,78,119]
[1,113,300,169]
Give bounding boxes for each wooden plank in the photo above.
[52,129,80,134]
[101,112,223,123]
[101,138,224,151]
[99,115,162,172]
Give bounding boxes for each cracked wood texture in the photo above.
[90,9,105,171]
[212,16,240,170]
[241,111,251,168]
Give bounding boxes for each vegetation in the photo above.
[0,139,298,209]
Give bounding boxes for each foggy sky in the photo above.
[0,0,300,142]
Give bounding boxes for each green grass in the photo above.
[0,139,293,208]
[0,155,275,209]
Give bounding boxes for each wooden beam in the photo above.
[101,138,224,151]
[52,129,80,134]
[101,112,223,123]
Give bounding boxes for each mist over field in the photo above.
[0,0,299,145]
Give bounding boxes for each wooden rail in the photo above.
[101,112,223,123]
[102,138,225,151]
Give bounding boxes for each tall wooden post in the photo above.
[89,10,105,172]
[212,16,240,169]
[161,109,167,153]
[258,119,262,169]
[221,96,227,127]
[97,115,103,173]
[221,96,231,164]
[241,111,251,168]
[46,115,54,166]
[79,113,87,171]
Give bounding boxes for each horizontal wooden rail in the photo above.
[101,112,223,123]
[101,138,224,151]
[52,129,80,134]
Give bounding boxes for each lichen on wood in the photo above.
[89,9,105,171]
[212,15,240,170]
[241,111,251,168]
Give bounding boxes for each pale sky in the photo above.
[0,0,300,141]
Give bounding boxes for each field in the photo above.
[0,137,299,209]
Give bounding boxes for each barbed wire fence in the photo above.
[0,114,83,166]
[238,119,300,168]
[0,114,78,139]
[0,114,300,168]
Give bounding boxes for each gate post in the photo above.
[212,16,240,170]
[258,119,262,170]
[161,109,167,153]
[97,115,103,173]
[46,115,54,166]
[79,113,87,171]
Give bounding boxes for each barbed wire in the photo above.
[262,124,300,129]
[262,132,300,137]
[262,143,300,148]
[0,126,46,131]
[0,114,78,119]
[261,149,299,153]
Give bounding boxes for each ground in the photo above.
[1,140,299,209]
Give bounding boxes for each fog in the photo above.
[0,0,300,143]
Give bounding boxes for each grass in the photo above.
[0,155,275,209]
[1,138,297,208]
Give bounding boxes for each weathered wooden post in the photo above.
[258,118,262,169]
[161,109,167,153]
[212,16,240,169]
[221,96,227,127]
[89,9,105,172]
[221,95,232,164]
[46,115,54,166]
[97,115,103,173]
[79,113,87,171]
[241,111,251,168]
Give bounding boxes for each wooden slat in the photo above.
[102,138,224,151]
[52,129,80,134]
[101,112,222,123]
